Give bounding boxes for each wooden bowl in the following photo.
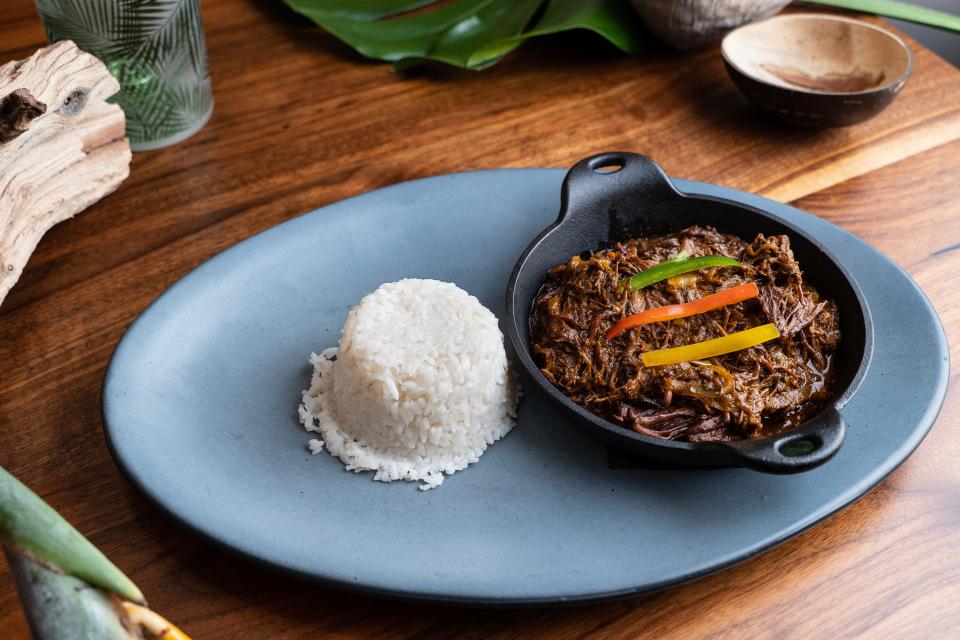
[721,13,913,126]
[631,0,791,49]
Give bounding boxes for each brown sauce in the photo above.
[529,226,840,442]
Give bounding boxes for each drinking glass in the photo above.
[35,0,214,151]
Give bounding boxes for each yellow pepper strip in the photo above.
[641,323,781,367]
[121,602,192,640]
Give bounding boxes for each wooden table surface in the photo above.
[2,1,959,637]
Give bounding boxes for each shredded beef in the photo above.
[529,226,839,441]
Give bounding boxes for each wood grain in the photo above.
[0,41,130,307]
[1,1,959,638]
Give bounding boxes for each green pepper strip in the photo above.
[619,255,741,291]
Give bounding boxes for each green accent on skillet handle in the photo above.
[720,407,847,474]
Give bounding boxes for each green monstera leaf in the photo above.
[280,0,960,70]
[280,0,651,69]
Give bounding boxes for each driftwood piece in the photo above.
[0,41,130,308]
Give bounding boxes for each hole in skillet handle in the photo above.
[722,407,846,474]
[592,161,623,174]
[559,153,683,237]
[589,153,625,173]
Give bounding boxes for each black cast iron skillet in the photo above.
[505,152,873,473]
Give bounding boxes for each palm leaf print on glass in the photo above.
[35,0,213,150]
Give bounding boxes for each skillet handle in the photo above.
[722,407,846,474]
[558,152,682,226]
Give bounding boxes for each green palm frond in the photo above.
[35,0,127,58]
[126,0,184,41]
[167,81,213,120]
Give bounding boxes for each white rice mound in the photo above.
[298,279,520,490]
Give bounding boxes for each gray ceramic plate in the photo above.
[103,169,948,605]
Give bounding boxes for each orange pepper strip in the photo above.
[605,282,760,340]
